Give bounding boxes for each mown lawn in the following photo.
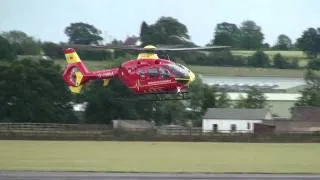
[0,140,319,173]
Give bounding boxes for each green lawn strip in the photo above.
[231,50,307,58]
[0,141,319,173]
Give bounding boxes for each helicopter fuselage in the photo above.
[118,58,194,94]
[62,48,195,94]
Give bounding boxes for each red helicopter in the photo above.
[62,45,228,100]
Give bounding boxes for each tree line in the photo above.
[1,16,320,125]
[0,59,268,125]
[1,17,320,63]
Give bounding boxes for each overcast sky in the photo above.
[1,0,319,46]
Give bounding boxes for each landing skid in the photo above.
[116,92,190,101]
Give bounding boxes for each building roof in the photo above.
[227,93,301,101]
[291,107,320,121]
[123,36,140,46]
[203,108,270,120]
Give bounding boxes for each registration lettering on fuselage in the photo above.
[97,72,114,78]
[147,80,172,85]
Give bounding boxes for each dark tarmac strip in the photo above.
[1,171,320,180]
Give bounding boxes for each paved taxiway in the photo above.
[1,171,320,180]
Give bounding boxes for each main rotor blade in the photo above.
[156,46,231,51]
[59,44,139,51]
[59,44,231,51]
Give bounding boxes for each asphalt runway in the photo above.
[1,172,320,180]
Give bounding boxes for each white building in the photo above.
[202,108,273,133]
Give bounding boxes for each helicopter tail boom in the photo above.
[62,48,119,93]
[62,48,90,93]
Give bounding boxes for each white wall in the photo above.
[202,119,262,133]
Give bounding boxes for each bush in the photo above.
[247,50,270,67]
[0,35,16,60]
[307,59,320,70]
[41,42,64,59]
[273,53,289,69]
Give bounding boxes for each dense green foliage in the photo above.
[297,27,320,58]
[0,35,16,60]
[295,70,320,107]
[140,17,191,46]
[41,42,64,59]
[274,34,292,50]
[235,87,267,108]
[272,53,298,69]
[211,22,240,47]
[2,16,320,125]
[65,22,103,45]
[239,21,264,50]
[247,50,270,67]
[1,31,41,55]
[79,75,232,126]
[0,60,77,123]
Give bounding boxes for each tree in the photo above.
[216,91,231,108]
[211,22,240,47]
[295,69,320,106]
[84,79,140,124]
[152,101,186,125]
[189,76,231,112]
[273,53,290,69]
[275,34,292,50]
[307,59,320,70]
[139,17,191,45]
[239,20,264,49]
[140,21,152,46]
[1,30,41,55]
[0,60,77,123]
[83,78,188,125]
[41,42,64,58]
[262,43,270,49]
[235,87,266,108]
[0,35,16,60]
[296,28,320,58]
[247,50,270,67]
[64,22,103,45]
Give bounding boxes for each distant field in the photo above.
[54,60,308,77]
[0,140,319,173]
[232,50,309,67]
[232,50,307,58]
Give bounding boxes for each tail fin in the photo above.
[62,48,89,93]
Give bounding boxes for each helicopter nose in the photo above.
[187,70,195,85]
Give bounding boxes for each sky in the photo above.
[1,0,319,46]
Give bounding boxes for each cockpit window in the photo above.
[148,68,159,78]
[166,64,190,78]
[138,69,145,78]
[159,67,170,79]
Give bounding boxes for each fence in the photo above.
[0,123,111,132]
[0,123,319,142]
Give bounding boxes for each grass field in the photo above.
[232,50,307,58]
[232,50,309,67]
[1,140,320,173]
